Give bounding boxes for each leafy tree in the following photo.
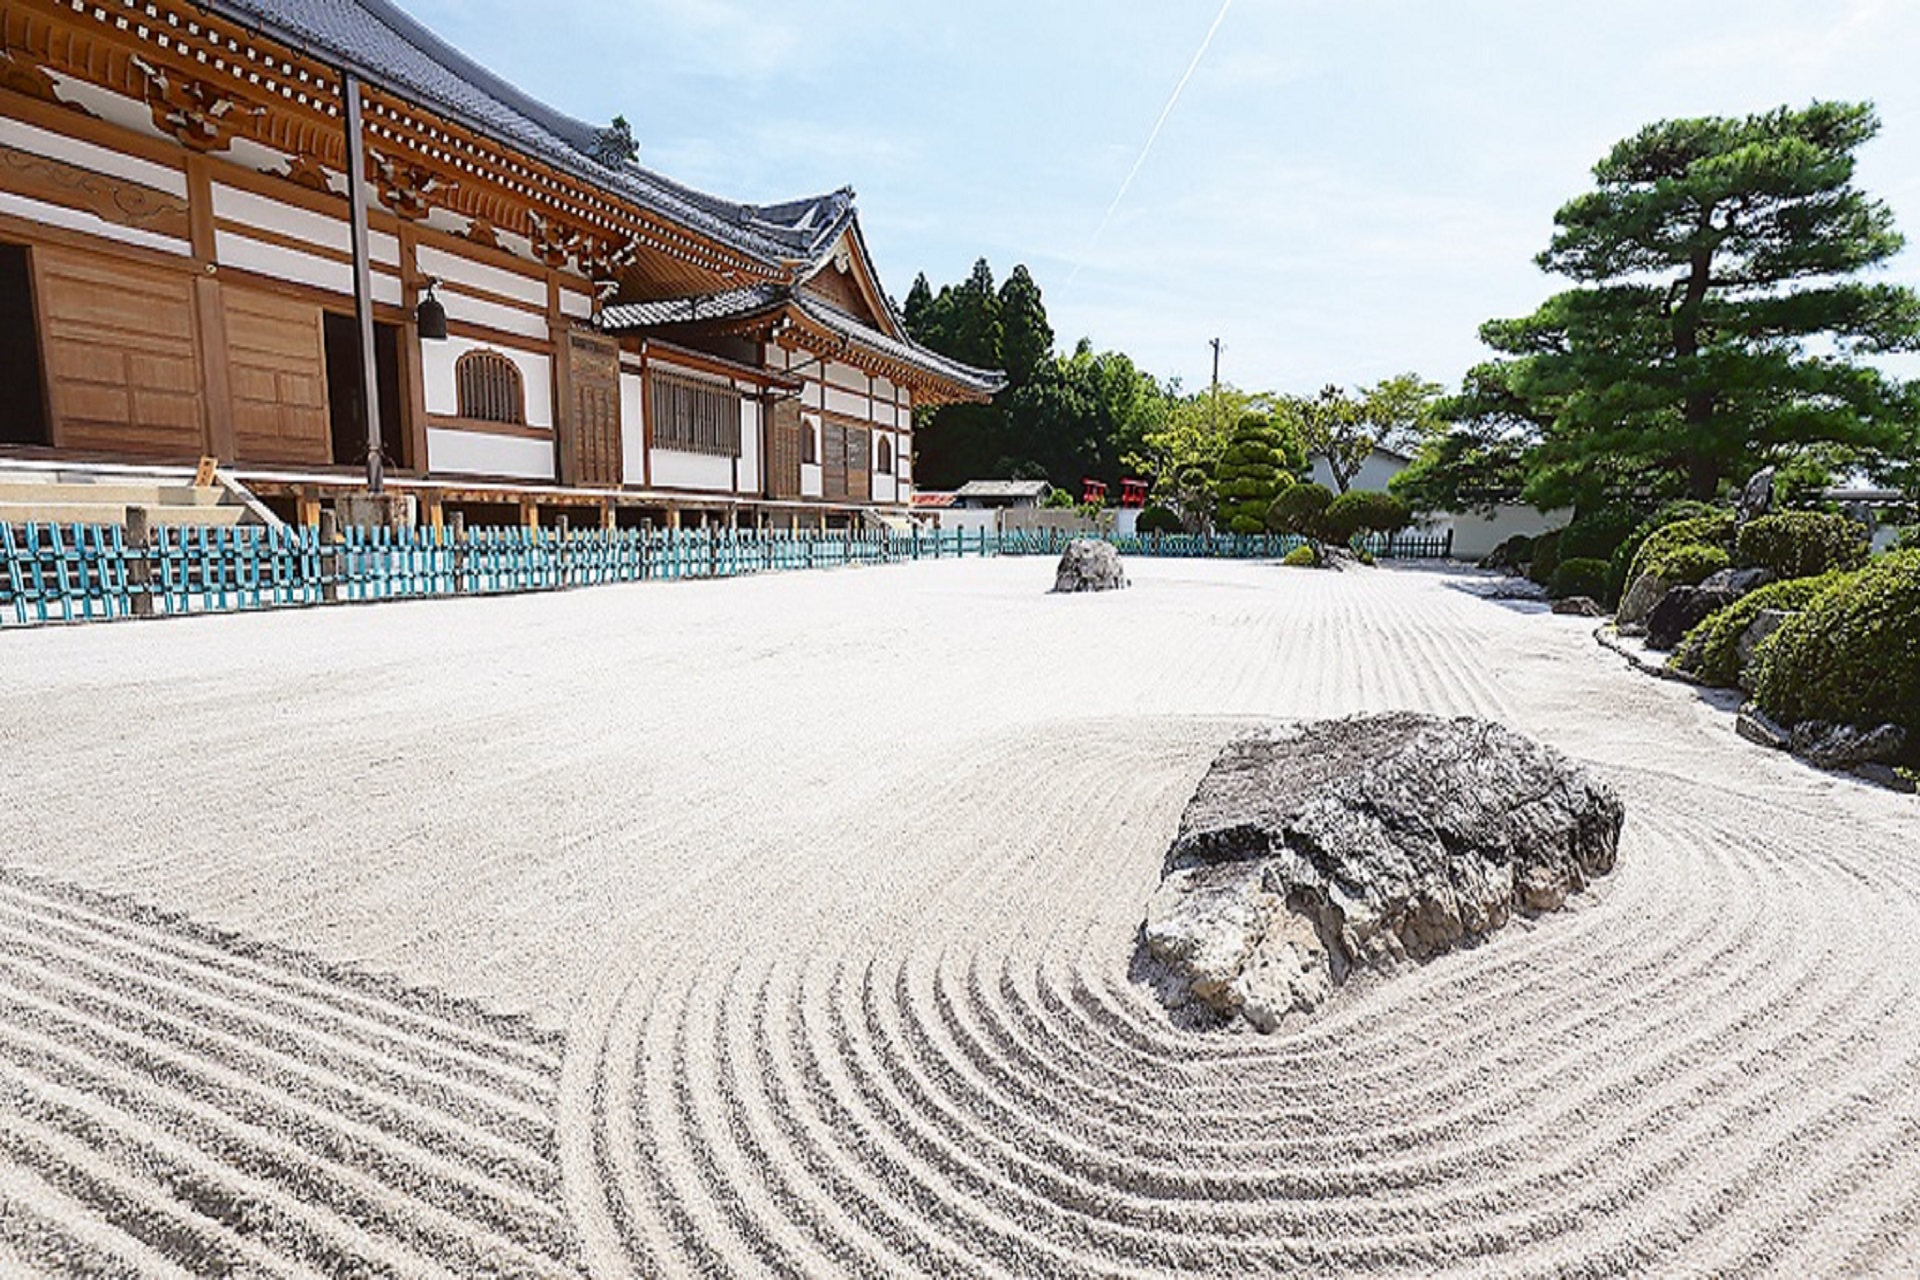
[1286,385,1372,492]
[1390,364,1541,515]
[1267,481,1336,547]
[1327,490,1411,538]
[1357,373,1445,456]
[1214,412,1296,534]
[1481,101,1920,503]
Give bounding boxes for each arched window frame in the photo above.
[455,349,526,425]
[877,435,893,475]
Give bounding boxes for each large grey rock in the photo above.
[1700,566,1774,597]
[1737,466,1776,524]
[1051,539,1128,593]
[1737,703,1793,750]
[1141,714,1623,1031]
[1617,572,1670,627]
[1736,608,1794,690]
[1789,720,1908,769]
[1646,584,1738,650]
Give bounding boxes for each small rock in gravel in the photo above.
[1737,704,1793,750]
[1552,595,1605,617]
[1051,539,1128,593]
[1790,720,1908,769]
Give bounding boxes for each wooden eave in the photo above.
[795,224,899,340]
[0,0,784,296]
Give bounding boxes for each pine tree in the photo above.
[996,265,1054,388]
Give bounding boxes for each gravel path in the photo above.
[1,558,1915,1276]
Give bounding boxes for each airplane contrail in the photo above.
[1067,0,1236,287]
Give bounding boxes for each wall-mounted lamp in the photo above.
[416,278,448,341]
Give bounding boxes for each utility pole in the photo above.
[1209,337,1223,433]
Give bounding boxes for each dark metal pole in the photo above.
[341,72,384,495]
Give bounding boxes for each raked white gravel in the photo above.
[1,556,1916,1276]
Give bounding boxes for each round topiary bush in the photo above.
[1624,512,1736,590]
[1547,557,1611,601]
[1325,490,1410,539]
[1136,504,1182,535]
[1481,533,1535,571]
[1608,500,1724,603]
[1753,550,1920,745]
[1646,542,1730,587]
[1735,511,1869,581]
[1527,528,1565,586]
[1268,482,1334,541]
[1280,543,1316,567]
[1669,570,1855,688]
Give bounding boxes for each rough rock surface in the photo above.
[1736,608,1793,690]
[1646,584,1739,650]
[1617,572,1669,628]
[1551,595,1605,617]
[1737,703,1793,750]
[1701,566,1774,597]
[1142,713,1624,1031]
[1051,539,1129,593]
[1790,720,1909,769]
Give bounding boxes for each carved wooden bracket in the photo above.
[0,141,190,240]
[130,55,261,153]
[573,234,639,287]
[528,213,581,270]
[366,151,453,221]
[0,50,69,110]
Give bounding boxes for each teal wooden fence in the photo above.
[0,521,1451,628]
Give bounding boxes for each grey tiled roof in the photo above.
[954,480,1052,500]
[599,288,1005,396]
[207,0,854,265]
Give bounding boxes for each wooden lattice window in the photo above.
[877,435,893,475]
[456,349,525,425]
[802,422,818,464]
[650,370,741,457]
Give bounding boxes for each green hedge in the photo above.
[1527,528,1565,586]
[1608,501,1723,603]
[1136,504,1183,535]
[1753,550,1920,745]
[1669,571,1853,688]
[1624,512,1736,590]
[1547,557,1610,601]
[1647,542,1730,587]
[1280,544,1317,567]
[1560,506,1642,564]
[1735,511,1869,580]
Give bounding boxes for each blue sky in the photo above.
[412,0,1920,397]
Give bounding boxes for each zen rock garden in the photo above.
[1142,712,1625,1031]
[1052,538,1130,593]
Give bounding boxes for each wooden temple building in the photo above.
[0,0,1002,529]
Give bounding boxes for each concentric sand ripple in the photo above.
[2,559,1917,1275]
[0,871,580,1277]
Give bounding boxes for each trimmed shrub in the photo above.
[1481,533,1534,571]
[1560,506,1642,564]
[1325,490,1410,539]
[1670,571,1854,688]
[1647,542,1730,587]
[1136,504,1182,536]
[1527,528,1565,586]
[1608,500,1723,603]
[1280,544,1317,567]
[1215,413,1293,535]
[1624,512,1736,591]
[1547,557,1610,601]
[1267,482,1335,540]
[1735,511,1869,580]
[1753,550,1920,745]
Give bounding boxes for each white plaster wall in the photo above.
[738,400,762,495]
[1308,450,1408,494]
[439,287,549,340]
[825,360,866,391]
[620,370,647,485]
[214,231,401,304]
[801,463,823,499]
[935,508,998,534]
[651,450,734,491]
[0,192,188,256]
[427,427,555,480]
[1114,507,1141,537]
[0,117,185,196]
[421,337,554,429]
[416,244,546,307]
[824,386,868,419]
[559,289,593,320]
[1429,505,1573,561]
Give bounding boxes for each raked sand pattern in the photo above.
[2,558,1918,1276]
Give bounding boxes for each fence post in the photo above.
[450,512,468,594]
[319,509,341,604]
[556,515,571,589]
[125,505,154,619]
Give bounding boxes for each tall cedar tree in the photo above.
[1483,101,1920,505]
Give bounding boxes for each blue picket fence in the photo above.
[0,521,1452,628]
